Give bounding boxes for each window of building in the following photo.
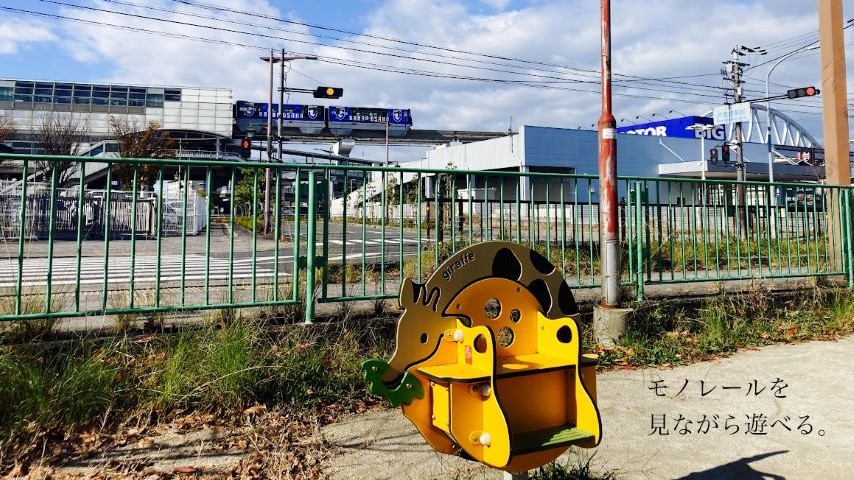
[164,89,181,102]
[14,82,33,103]
[0,86,12,102]
[146,93,164,108]
[92,86,110,105]
[128,87,146,107]
[73,84,92,104]
[109,86,128,106]
[34,85,53,103]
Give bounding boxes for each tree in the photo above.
[33,112,87,184]
[0,113,12,145]
[0,113,13,168]
[233,168,266,216]
[109,116,174,189]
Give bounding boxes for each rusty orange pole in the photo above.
[598,0,620,306]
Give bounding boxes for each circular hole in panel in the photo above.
[420,332,428,344]
[510,309,521,323]
[556,325,573,344]
[484,298,501,319]
[473,334,488,353]
[498,327,514,348]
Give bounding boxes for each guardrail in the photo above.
[0,153,850,325]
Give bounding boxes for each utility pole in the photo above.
[279,48,286,163]
[261,52,319,235]
[263,48,276,236]
[597,0,619,307]
[818,0,851,272]
[726,46,750,238]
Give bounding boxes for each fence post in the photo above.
[305,171,317,324]
[845,188,854,288]
[634,184,645,301]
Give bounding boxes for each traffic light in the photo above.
[240,137,251,159]
[721,144,730,163]
[786,86,820,99]
[709,147,718,164]
[313,86,343,99]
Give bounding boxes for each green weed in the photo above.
[532,453,617,480]
[602,286,854,368]
[0,341,124,435]
[158,320,257,409]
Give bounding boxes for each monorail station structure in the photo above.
[0,78,234,157]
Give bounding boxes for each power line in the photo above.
[8,3,730,105]
[37,0,606,86]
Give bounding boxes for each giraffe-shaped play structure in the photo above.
[364,241,601,472]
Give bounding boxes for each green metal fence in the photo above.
[0,153,850,325]
[624,176,849,300]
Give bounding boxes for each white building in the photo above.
[0,78,233,155]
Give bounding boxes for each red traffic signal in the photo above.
[721,144,731,163]
[787,86,820,99]
[240,138,251,159]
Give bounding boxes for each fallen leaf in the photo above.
[8,463,27,477]
[172,466,198,474]
[137,438,155,449]
[244,405,266,416]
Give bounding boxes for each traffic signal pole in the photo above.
[598,0,620,307]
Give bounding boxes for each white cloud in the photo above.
[13,0,853,146]
[0,19,56,54]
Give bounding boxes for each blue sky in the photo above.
[1,0,852,149]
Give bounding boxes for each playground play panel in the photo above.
[364,241,602,473]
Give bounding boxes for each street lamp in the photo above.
[686,123,716,181]
[765,43,820,184]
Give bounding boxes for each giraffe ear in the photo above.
[398,277,421,308]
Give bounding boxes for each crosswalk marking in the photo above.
[0,254,277,288]
[0,250,402,288]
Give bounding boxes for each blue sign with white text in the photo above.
[327,107,412,126]
[616,116,725,141]
[234,101,324,122]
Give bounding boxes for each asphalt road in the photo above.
[0,221,428,289]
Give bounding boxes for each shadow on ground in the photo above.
[675,450,788,480]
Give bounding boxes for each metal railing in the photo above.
[0,153,850,325]
[624,177,849,300]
